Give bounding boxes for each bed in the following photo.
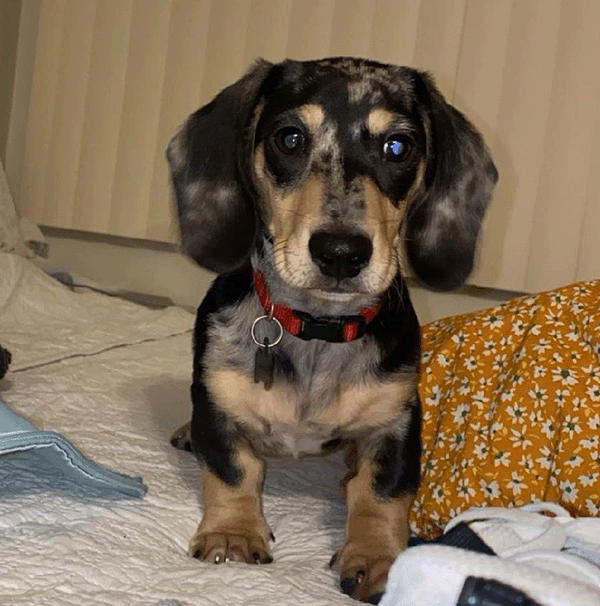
[2,162,598,605]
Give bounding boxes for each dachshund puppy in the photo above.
[167,57,497,603]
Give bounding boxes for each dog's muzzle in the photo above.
[308,231,373,281]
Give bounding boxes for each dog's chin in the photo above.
[277,266,395,300]
[310,289,362,302]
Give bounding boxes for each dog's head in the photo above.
[167,58,497,295]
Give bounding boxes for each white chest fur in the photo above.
[262,421,337,457]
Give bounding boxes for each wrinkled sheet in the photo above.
[0,253,351,606]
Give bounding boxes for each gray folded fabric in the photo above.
[0,398,147,499]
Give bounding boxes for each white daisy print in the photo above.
[536,447,553,469]
[587,384,600,402]
[552,367,578,386]
[484,314,504,329]
[579,472,598,487]
[494,451,510,467]
[587,414,600,430]
[451,403,470,424]
[563,415,582,439]
[533,339,551,354]
[479,479,500,499]
[457,479,476,500]
[506,472,526,496]
[463,356,477,371]
[559,480,578,503]
[541,419,555,439]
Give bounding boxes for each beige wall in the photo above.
[0,0,22,165]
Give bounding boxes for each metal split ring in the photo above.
[251,314,283,348]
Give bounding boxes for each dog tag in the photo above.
[254,337,274,390]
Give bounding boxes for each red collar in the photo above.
[252,270,382,343]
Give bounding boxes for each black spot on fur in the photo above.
[272,350,295,381]
[372,402,421,499]
[366,275,421,375]
[188,267,254,486]
[190,382,243,487]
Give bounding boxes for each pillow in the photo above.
[411,280,600,538]
[0,159,25,256]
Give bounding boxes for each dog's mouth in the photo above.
[309,288,365,302]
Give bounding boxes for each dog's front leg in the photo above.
[187,383,273,565]
[333,402,421,603]
[190,450,273,565]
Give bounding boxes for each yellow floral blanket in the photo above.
[412,280,600,538]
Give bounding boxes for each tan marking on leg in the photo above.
[190,448,272,564]
[334,460,415,602]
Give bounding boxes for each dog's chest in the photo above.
[204,337,368,456]
[261,421,338,457]
[203,299,415,457]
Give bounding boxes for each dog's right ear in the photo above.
[166,60,273,274]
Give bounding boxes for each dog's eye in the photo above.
[275,127,305,154]
[382,135,412,162]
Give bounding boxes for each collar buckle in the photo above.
[293,310,366,343]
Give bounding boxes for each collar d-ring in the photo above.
[251,314,283,348]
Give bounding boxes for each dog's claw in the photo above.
[341,577,357,596]
[335,539,395,602]
[189,529,272,565]
[329,552,339,569]
[252,551,273,564]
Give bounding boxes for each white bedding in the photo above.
[0,253,352,606]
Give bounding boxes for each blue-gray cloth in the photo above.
[0,398,147,499]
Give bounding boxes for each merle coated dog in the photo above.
[167,57,497,603]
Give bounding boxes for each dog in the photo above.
[167,57,497,603]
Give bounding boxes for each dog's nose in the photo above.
[309,231,373,280]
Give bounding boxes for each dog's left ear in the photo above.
[404,70,498,291]
[166,60,273,274]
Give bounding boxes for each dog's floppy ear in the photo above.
[166,60,273,273]
[404,70,498,291]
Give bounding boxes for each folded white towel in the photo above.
[382,503,600,606]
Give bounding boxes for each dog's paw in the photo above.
[188,527,273,565]
[330,540,399,603]
[170,422,192,452]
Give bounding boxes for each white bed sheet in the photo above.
[0,253,352,606]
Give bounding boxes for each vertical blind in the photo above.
[6,0,600,292]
